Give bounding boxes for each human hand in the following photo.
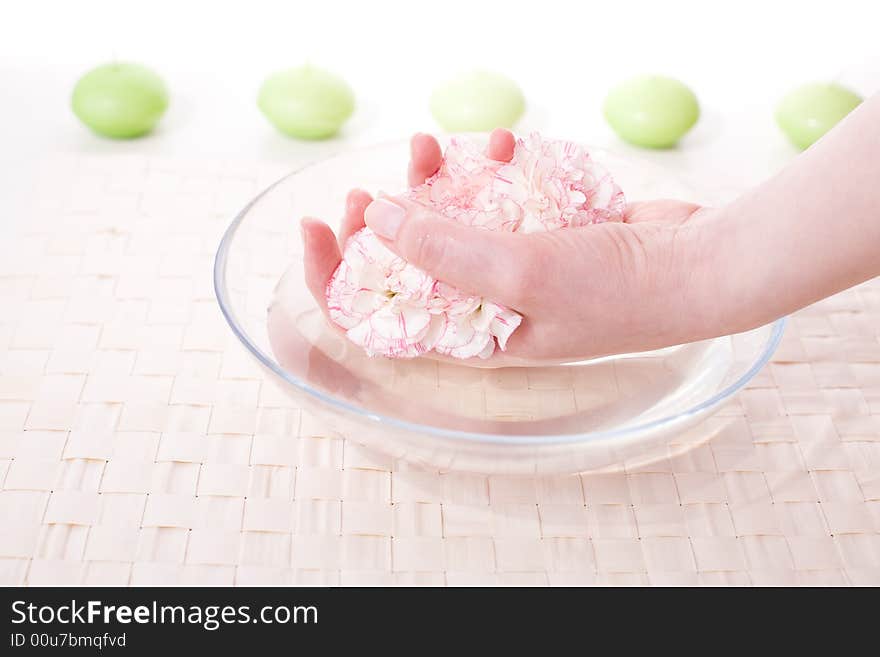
[302,129,528,365]
[304,129,722,363]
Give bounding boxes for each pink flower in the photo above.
[326,228,446,358]
[408,134,626,234]
[325,133,625,360]
[493,134,626,233]
[408,138,515,231]
[428,282,522,359]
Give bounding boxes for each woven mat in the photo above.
[0,154,878,587]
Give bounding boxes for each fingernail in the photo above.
[410,133,424,153]
[364,198,405,239]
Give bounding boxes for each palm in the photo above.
[625,199,704,225]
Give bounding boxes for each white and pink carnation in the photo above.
[325,133,625,360]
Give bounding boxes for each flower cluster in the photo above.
[325,133,625,359]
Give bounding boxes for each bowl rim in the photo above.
[213,144,786,447]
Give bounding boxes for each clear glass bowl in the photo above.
[214,139,785,475]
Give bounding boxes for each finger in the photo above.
[363,195,534,308]
[337,188,373,249]
[487,128,516,162]
[302,217,342,313]
[408,132,443,187]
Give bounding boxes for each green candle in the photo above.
[258,65,355,140]
[775,83,862,150]
[430,71,525,132]
[603,75,700,149]
[71,62,169,139]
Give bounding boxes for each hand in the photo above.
[302,129,527,365]
[304,129,722,363]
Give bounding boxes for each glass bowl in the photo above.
[214,139,784,475]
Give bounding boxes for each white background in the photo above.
[1,0,878,222]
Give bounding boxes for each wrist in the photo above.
[688,204,779,339]
[677,206,754,340]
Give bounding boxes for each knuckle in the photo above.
[411,224,451,272]
[602,223,676,294]
[500,240,545,307]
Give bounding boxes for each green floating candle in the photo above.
[430,71,525,132]
[71,62,169,139]
[603,75,699,149]
[775,83,862,150]
[258,65,355,140]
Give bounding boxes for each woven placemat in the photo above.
[0,154,877,586]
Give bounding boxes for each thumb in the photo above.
[363,196,532,307]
